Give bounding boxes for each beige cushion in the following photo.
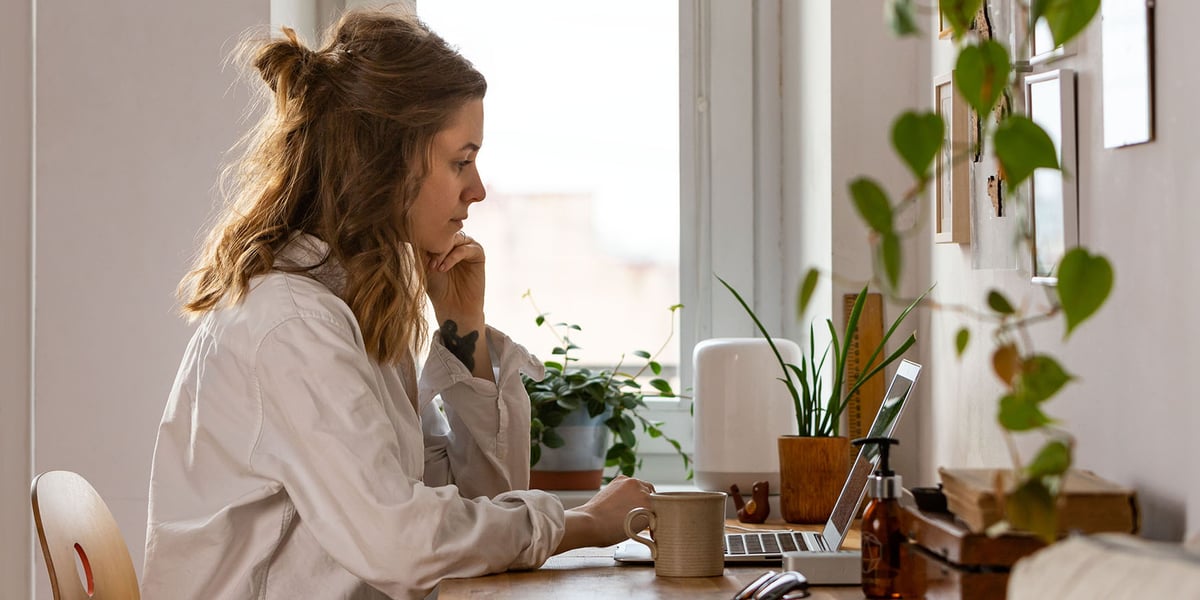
[1008,533,1200,599]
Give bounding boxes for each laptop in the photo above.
[614,359,922,583]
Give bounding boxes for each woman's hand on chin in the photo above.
[425,230,486,321]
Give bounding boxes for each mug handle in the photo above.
[624,507,657,560]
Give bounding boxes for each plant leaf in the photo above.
[987,290,1016,315]
[1026,440,1072,479]
[1005,477,1059,543]
[1018,354,1074,403]
[940,0,984,40]
[994,115,1059,187]
[542,429,565,449]
[998,393,1052,431]
[955,327,970,358]
[530,444,541,467]
[797,268,820,319]
[648,378,673,394]
[1033,0,1101,49]
[849,177,894,234]
[886,0,921,37]
[892,111,944,180]
[1056,248,1113,338]
[632,350,651,359]
[879,232,902,291]
[649,361,662,375]
[992,344,1021,387]
[955,41,1011,117]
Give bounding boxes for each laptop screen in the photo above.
[822,359,921,548]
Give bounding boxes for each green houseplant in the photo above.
[521,292,691,489]
[717,276,926,522]
[847,0,1113,541]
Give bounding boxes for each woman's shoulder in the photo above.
[230,271,361,341]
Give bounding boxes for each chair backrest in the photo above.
[31,471,140,600]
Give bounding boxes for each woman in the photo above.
[141,9,653,599]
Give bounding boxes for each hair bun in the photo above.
[254,26,316,96]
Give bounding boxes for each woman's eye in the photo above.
[456,160,473,172]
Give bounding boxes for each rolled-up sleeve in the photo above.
[419,326,545,498]
[249,315,563,598]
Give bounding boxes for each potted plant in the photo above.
[718,276,927,523]
[522,292,691,490]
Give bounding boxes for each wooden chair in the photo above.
[31,471,140,600]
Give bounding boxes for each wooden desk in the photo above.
[440,521,864,599]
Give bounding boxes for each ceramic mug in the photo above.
[623,491,727,577]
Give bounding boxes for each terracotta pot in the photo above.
[529,468,603,491]
[778,435,851,524]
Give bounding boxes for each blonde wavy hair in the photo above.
[180,8,486,364]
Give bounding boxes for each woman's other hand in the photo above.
[556,475,655,553]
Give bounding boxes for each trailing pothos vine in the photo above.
[815,0,1110,542]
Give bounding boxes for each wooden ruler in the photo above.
[844,292,885,442]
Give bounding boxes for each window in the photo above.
[418,3,682,395]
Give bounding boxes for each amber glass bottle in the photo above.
[854,437,906,599]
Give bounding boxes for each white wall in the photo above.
[1,0,33,597]
[781,1,923,477]
[914,5,1200,540]
[23,2,267,598]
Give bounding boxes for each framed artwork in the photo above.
[938,5,953,39]
[1102,0,1155,148]
[1030,14,1077,64]
[1024,69,1078,285]
[933,72,971,245]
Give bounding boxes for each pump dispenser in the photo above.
[853,436,907,599]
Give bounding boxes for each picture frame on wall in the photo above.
[933,72,971,245]
[1030,14,1077,64]
[1102,0,1156,148]
[1024,69,1078,285]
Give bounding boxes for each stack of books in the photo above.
[937,468,1140,536]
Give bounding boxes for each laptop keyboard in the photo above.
[725,531,831,557]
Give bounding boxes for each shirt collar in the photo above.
[275,232,348,296]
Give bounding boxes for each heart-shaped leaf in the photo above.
[992,344,1021,387]
[892,111,945,180]
[941,0,984,40]
[1033,0,1101,49]
[850,177,894,234]
[1056,248,1114,338]
[994,115,1059,187]
[1005,477,1059,542]
[797,268,821,319]
[887,0,921,37]
[998,393,1052,431]
[987,290,1016,314]
[1026,440,1072,479]
[955,41,1011,117]
[1018,354,1073,403]
[879,232,902,291]
[955,327,970,358]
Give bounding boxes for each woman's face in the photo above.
[408,98,486,254]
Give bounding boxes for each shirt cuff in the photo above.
[418,325,544,412]
[493,489,566,570]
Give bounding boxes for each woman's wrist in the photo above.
[436,314,492,380]
[556,509,600,554]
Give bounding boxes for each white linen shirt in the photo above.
[141,236,564,600]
